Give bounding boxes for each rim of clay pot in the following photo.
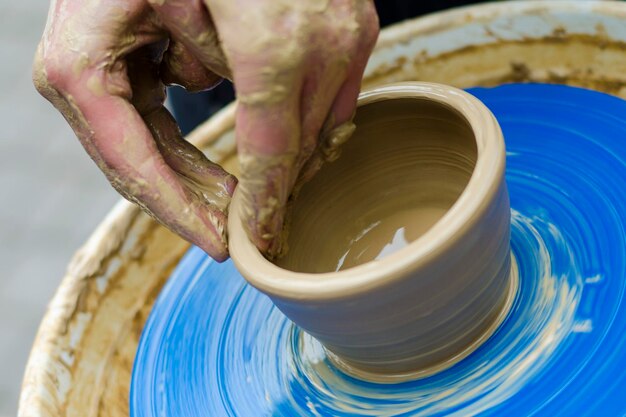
[228,82,504,301]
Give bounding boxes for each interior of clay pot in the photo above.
[276,98,477,273]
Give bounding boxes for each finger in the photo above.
[128,46,236,210]
[232,58,305,257]
[76,77,232,259]
[329,1,380,126]
[296,57,349,173]
[296,60,368,184]
[128,45,237,258]
[298,3,379,183]
[290,58,351,190]
[34,2,233,260]
[148,0,231,79]
[144,108,237,210]
[161,39,223,92]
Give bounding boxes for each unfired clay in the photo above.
[229,82,516,382]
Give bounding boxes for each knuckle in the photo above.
[321,21,360,58]
[336,33,359,55]
[32,43,79,96]
[42,59,66,89]
[31,44,56,96]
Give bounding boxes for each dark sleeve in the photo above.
[374,0,483,26]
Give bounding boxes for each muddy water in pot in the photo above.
[278,99,477,273]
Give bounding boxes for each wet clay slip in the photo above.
[230,82,515,382]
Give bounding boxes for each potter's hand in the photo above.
[33,0,236,261]
[208,0,379,256]
[33,0,378,260]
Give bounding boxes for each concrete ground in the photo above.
[0,1,118,415]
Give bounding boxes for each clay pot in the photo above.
[229,82,514,382]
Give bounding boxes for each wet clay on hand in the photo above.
[276,98,477,273]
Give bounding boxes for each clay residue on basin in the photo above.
[365,35,626,99]
[275,98,477,273]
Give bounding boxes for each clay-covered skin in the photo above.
[277,98,477,272]
[32,0,379,260]
[210,0,379,257]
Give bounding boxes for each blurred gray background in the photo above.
[0,2,118,415]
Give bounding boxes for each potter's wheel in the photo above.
[130,84,626,416]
